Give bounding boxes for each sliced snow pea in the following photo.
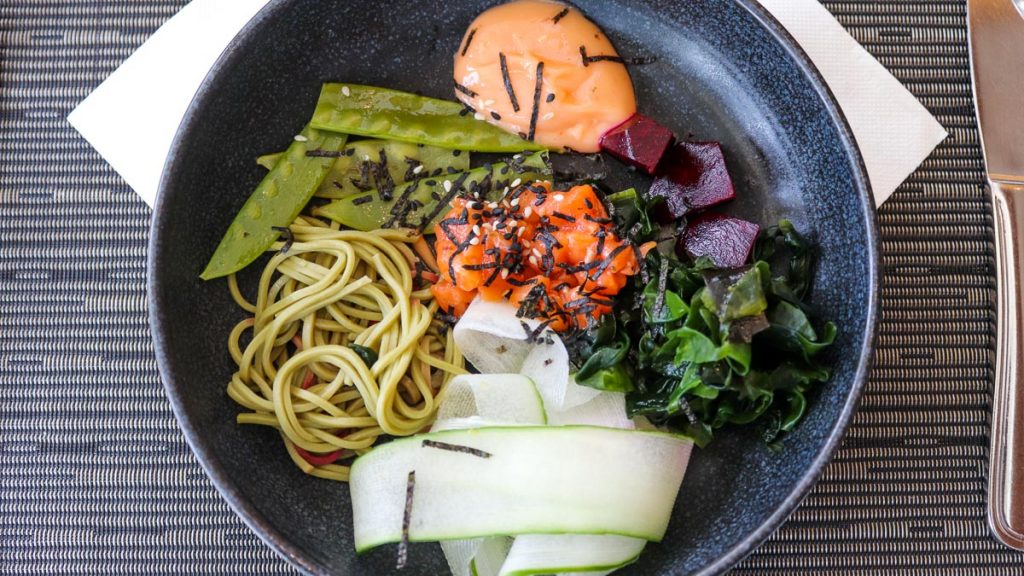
[200,126,347,280]
[257,140,471,198]
[256,152,284,170]
[315,151,550,232]
[317,139,470,198]
[310,83,546,153]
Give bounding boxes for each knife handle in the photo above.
[989,179,1024,549]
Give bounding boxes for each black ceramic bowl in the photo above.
[148,0,879,574]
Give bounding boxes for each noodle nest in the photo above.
[226,216,465,481]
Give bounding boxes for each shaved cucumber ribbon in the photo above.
[453,298,602,413]
[429,375,546,575]
[349,426,693,552]
[499,535,645,576]
[450,300,654,576]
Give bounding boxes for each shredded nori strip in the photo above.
[528,62,544,141]
[584,213,613,224]
[422,439,492,459]
[651,257,669,330]
[419,171,472,230]
[526,319,555,343]
[454,81,478,98]
[551,211,576,223]
[505,276,533,287]
[594,228,608,263]
[461,28,477,56]
[552,7,570,23]
[305,149,348,158]
[384,178,422,228]
[462,262,500,271]
[497,52,521,112]
[589,242,632,281]
[397,470,415,570]
[580,45,657,67]
[403,157,424,182]
[436,309,459,325]
[351,195,373,206]
[373,149,396,202]
[271,226,294,253]
[558,260,602,274]
[459,106,472,117]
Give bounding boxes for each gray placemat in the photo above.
[0,0,1012,574]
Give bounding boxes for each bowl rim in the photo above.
[146,0,880,574]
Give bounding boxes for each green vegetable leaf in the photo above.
[755,220,814,299]
[350,344,379,367]
[759,301,837,363]
[607,188,657,240]
[642,279,688,324]
[575,363,635,393]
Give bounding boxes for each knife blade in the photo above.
[968,0,1024,551]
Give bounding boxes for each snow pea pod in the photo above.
[200,126,347,280]
[255,140,470,198]
[315,151,551,232]
[309,83,546,153]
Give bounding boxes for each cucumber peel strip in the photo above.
[349,425,693,553]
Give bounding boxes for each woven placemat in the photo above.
[0,1,1011,574]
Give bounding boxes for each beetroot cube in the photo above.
[649,142,736,222]
[599,113,674,174]
[679,212,759,269]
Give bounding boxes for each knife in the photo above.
[969,0,1024,551]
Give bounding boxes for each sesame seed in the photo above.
[511,198,520,207]
[542,112,555,121]
[469,237,480,245]
[513,154,523,160]
[341,86,351,97]
[294,134,308,142]
[501,269,510,279]
[517,227,526,236]
[532,248,543,259]
[413,165,424,174]
[472,224,481,235]
[529,255,539,266]
[553,194,565,201]
[483,99,495,106]
[503,186,510,195]
[488,202,499,209]
[511,178,522,187]
[364,155,371,161]
[474,113,485,121]
[524,207,533,218]
[443,180,453,192]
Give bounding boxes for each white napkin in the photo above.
[68,0,947,208]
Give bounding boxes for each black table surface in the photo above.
[0,1,1014,574]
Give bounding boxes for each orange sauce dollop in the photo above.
[453,0,637,153]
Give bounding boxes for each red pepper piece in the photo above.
[294,445,345,467]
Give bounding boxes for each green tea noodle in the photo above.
[226,216,466,481]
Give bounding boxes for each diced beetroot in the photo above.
[648,142,736,223]
[679,212,759,269]
[599,113,674,174]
